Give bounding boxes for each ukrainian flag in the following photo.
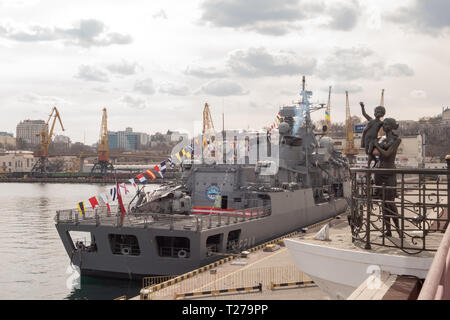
[325,111,330,121]
[77,201,85,216]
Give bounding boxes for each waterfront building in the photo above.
[332,135,423,167]
[442,107,450,124]
[0,150,35,173]
[16,120,46,146]
[108,127,140,151]
[0,132,16,149]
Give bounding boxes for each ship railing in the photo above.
[55,205,272,228]
[191,205,271,227]
[55,206,197,228]
[349,163,449,254]
[55,205,119,224]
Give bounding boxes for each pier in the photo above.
[124,217,337,300]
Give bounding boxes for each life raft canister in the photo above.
[121,247,131,255]
[178,249,187,258]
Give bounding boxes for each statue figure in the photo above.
[373,118,402,237]
[360,102,386,168]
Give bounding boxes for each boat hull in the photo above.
[56,188,348,279]
[284,239,433,299]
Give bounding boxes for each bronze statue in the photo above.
[360,102,386,168]
[373,118,402,237]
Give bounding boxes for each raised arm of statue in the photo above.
[360,102,372,121]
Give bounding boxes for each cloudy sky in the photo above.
[0,0,449,144]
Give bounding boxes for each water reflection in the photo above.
[0,182,147,300]
[65,276,141,300]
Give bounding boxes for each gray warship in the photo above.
[55,77,351,279]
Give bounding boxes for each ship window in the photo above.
[226,229,241,251]
[156,236,190,258]
[206,233,223,254]
[108,234,140,256]
[67,231,97,252]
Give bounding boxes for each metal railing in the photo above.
[142,275,177,289]
[349,165,449,254]
[142,265,308,300]
[55,204,271,230]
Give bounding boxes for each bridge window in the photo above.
[108,234,140,256]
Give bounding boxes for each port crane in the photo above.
[343,91,359,163]
[202,102,216,158]
[91,108,114,175]
[31,106,65,174]
[202,102,215,135]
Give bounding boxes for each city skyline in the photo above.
[0,0,449,144]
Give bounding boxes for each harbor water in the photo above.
[0,183,157,300]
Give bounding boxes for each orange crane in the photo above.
[202,102,216,158]
[91,108,114,175]
[31,106,64,174]
[202,102,215,135]
[343,91,359,162]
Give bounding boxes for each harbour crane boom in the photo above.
[90,108,114,175]
[202,103,215,135]
[32,106,65,174]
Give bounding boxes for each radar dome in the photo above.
[278,122,291,135]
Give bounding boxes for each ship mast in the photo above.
[344,91,359,163]
[325,86,332,135]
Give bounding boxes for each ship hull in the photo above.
[56,188,348,280]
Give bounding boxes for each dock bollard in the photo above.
[140,288,151,300]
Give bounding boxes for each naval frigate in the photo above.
[55,77,351,279]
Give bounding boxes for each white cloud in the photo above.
[120,94,148,110]
[410,90,427,99]
[19,92,71,106]
[74,65,109,82]
[133,78,156,95]
[200,0,321,35]
[106,60,141,76]
[185,65,227,78]
[199,79,248,96]
[227,47,317,77]
[325,0,360,31]
[385,63,414,77]
[388,0,450,36]
[326,83,363,94]
[317,47,414,81]
[0,19,132,47]
[159,82,190,96]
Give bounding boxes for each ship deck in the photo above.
[55,206,270,232]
